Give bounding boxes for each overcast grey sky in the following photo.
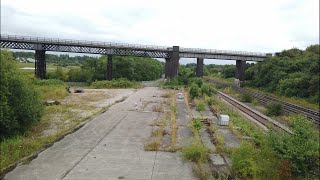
[1,0,319,64]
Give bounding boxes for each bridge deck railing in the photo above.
[1,34,268,57]
[0,34,171,52]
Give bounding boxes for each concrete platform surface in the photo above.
[5,87,196,180]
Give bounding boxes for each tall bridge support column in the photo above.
[106,54,113,80]
[235,60,246,81]
[196,58,204,77]
[165,58,170,78]
[165,46,180,78]
[35,49,46,79]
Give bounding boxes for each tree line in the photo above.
[51,55,163,83]
[203,45,319,104]
[12,51,164,83]
[12,51,98,66]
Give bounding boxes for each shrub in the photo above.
[163,77,181,89]
[195,100,206,112]
[270,116,319,177]
[231,142,258,177]
[241,92,253,103]
[0,50,43,139]
[206,97,216,106]
[191,118,203,132]
[182,141,209,163]
[266,102,282,116]
[91,78,141,89]
[46,66,68,81]
[34,79,66,86]
[200,83,216,97]
[189,77,203,87]
[67,68,92,82]
[189,83,199,99]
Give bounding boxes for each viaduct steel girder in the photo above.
[0,34,269,61]
[0,41,170,58]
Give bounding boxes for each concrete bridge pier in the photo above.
[165,58,170,78]
[35,49,46,79]
[165,46,180,78]
[106,54,113,80]
[196,58,204,77]
[235,60,246,82]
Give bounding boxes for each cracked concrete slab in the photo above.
[5,87,196,180]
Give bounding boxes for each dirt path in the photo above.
[5,87,195,180]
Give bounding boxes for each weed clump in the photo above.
[144,138,161,151]
[241,92,253,103]
[195,100,206,112]
[191,118,203,132]
[266,102,282,116]
[192,163,212,180]
[182,141,209,163]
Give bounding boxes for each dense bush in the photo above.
[246,45,319,103]
[200,83,216,97]
[162,77,181,89]
[34,79,66,86]
[82,55,163,82]
[67,68,92,82]
[270,116,319,177]
[189,77,203,87]
[241,92,253,103]
[46,66,68,81]
[231,142,258,177]
[266,102,282,116]
[91,78,142,89]
[0,50,43,139]
[221,65,236,78]
[189,83,200,99]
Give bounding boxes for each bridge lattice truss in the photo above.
[0,35,268,61]
[0,40,170,58]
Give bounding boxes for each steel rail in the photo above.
[207,79,320,125]
[217,91,292,133]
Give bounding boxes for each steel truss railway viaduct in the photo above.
[0,34,271,80]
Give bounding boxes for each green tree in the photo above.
[0,50,43,139]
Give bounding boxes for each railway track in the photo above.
[207,79,320,126]
[217,91,292,133]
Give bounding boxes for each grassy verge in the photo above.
[169,91,178,151]
[91,79,142,89]
[0,82,115,172]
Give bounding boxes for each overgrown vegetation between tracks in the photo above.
[167,73,319,179]
[211,95,319,179]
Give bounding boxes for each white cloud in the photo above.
[1,0,319,64]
